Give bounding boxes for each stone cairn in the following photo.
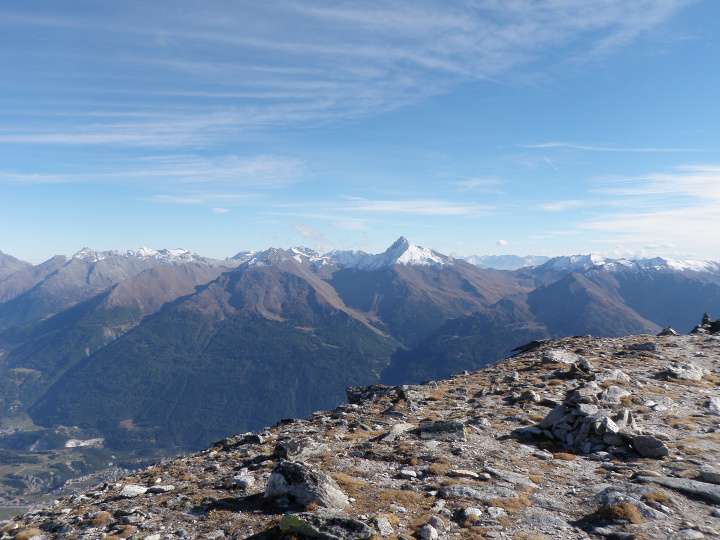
[527,350,669,459]
[691,312,720,335]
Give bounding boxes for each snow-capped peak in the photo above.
[346,237,452,271]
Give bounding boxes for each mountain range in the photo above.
[1,238,719,463]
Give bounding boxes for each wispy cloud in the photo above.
[455,178,502,191]
[526,142,709,153]
[0,1,693,147]
[1,154,302,199]
[539,200,585,212]
[582,164,720,253]
[341,198,493,217]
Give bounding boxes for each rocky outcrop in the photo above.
[4,331,720,540]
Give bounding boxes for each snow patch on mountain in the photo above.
[71,247,216,265]
[537,254,720,275]
[461,254,550,270]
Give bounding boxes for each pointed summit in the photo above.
[354,237,452,270]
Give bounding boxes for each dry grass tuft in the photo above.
[426,462,452,477]
[600,502,642,524]
[12,529,42,540]
[331,472,368,496]
[642,490,669,504]
[90,510,113,526]
[552,452,576,461]
[485,494,533,514]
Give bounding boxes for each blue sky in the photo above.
[2,0,719,263]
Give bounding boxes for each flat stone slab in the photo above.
[485,465,537,488]
[419,420,466,442]
[637,476,720,504]
[438,484,518,501]
[119,485,148,498]
[280,513,373,540]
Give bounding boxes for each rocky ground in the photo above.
[2,330,720,540]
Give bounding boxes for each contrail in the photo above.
[544,155,561,175]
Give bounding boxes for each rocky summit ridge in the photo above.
[4,327,720,540]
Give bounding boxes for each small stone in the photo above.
[487,507,507,519]
[419,524,438,540]
[599,386,630,405]
[382,423,416,442]
[632,435,669,459]
[374,516,394,536]
[427,516,445,532]
[594,369,631,384]
[234,474,255,489]
[399,469,417,479]
[463,507,483,519]
[577,403,599,416]
[448,469,479,479]
[707,397,720,413]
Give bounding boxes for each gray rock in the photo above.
[632,435,669,459]
[523,511,570,529]
[347,385,395,404]
[265,460,349,509]
[147,484,175,493]
[382,423,415,442]
[374,516,393,536]
[486,506,507,518]
[438,484,518,501]
[419,524,438,540]
[627,342,657,352]
[577,403,599,416]
[427,516,445,532]
[542,350,582,364]
[668,531,705,540]
[699,469,720,485]
[599,386,630,405]
[273,437,330,461]
[234,474,255,489]
[419,420,466,442]
[667,361,707,381]
[485,465,537,488]
[539,404,567,430]
[462,507,483,519]
[118,485,148,498]
[398,385,431,403]
[594,369,631,384]
[706,397,720,413]
[658,327,678,336]
[280,513,373,540]
[637,476,720,504]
